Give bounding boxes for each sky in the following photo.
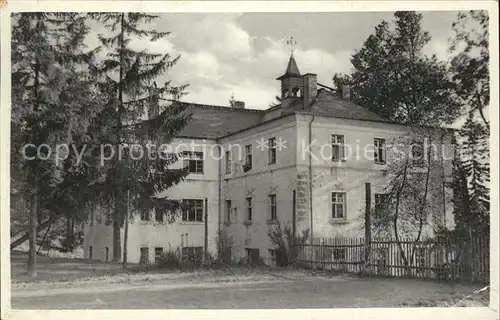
[87,11,465,110]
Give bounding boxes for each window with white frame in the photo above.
[246,197,253,221]
[331,192,346,219]
[182,151,204,174]
[182,199,204,222]
[374,138,386,164]
[268,137,277,164]
[269,194,277,221]
[331,134,345,161]
[225,151,231,174]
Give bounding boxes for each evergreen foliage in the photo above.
[333,11,459,126]
[88,13,191,261]
[11,12,103,274]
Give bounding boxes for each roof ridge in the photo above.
[178,101,265,113]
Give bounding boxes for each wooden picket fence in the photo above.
[295,236,490,283]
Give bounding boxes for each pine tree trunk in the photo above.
[112,13,127,263]
[112,193,122,261]
[66,213,72,251]
[27,193,38,277]
[123,190,130,271]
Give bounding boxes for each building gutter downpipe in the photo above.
[216,143,222,238]
[308,115,315,242]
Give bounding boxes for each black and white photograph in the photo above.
[0,1,498,318]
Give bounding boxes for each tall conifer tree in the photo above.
[448,11,490,238]
[90,13,190,262]
[11,13,102,275]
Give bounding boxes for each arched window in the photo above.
[292,87,301,97]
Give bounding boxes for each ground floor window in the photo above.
[182,246,203,264]
[155,247,163,264]
[140,210,150,221]
[331,192,346,219]
[140,247,149,264]
[220,246,232,264]
[245,248,260,265]
[105,246,109,261]
[268,249,276,266]
[89,246,93,260]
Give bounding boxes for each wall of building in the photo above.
[295,114,454,240]
[83,112,455,264]
[83,138,220,263]
[219,114,298,263]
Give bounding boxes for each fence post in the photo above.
[364,183,372,274]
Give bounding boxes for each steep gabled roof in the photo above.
[303,89,389,123]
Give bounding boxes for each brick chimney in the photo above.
[233,101,245,109]
[342,85,351,100]
[303,73,317,109]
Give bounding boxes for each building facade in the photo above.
[84,54,455,264]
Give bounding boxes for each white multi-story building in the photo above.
[84,54,454,264]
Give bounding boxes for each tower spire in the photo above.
[287,36,297,56]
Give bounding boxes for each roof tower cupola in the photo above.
[276,37,303,101]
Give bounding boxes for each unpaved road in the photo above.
[10,276,487,309]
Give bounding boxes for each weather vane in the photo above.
[287,36,297,56]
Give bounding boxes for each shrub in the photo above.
[268,223,310,267]
[236,255,266,267]
[215,229,233,264]
[157,248,183,270]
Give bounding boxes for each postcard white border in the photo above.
[1,1,498,320]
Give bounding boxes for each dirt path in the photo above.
[11,277,488,309]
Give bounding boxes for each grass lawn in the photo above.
[10,251,128,283]
[9,251,490,309]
